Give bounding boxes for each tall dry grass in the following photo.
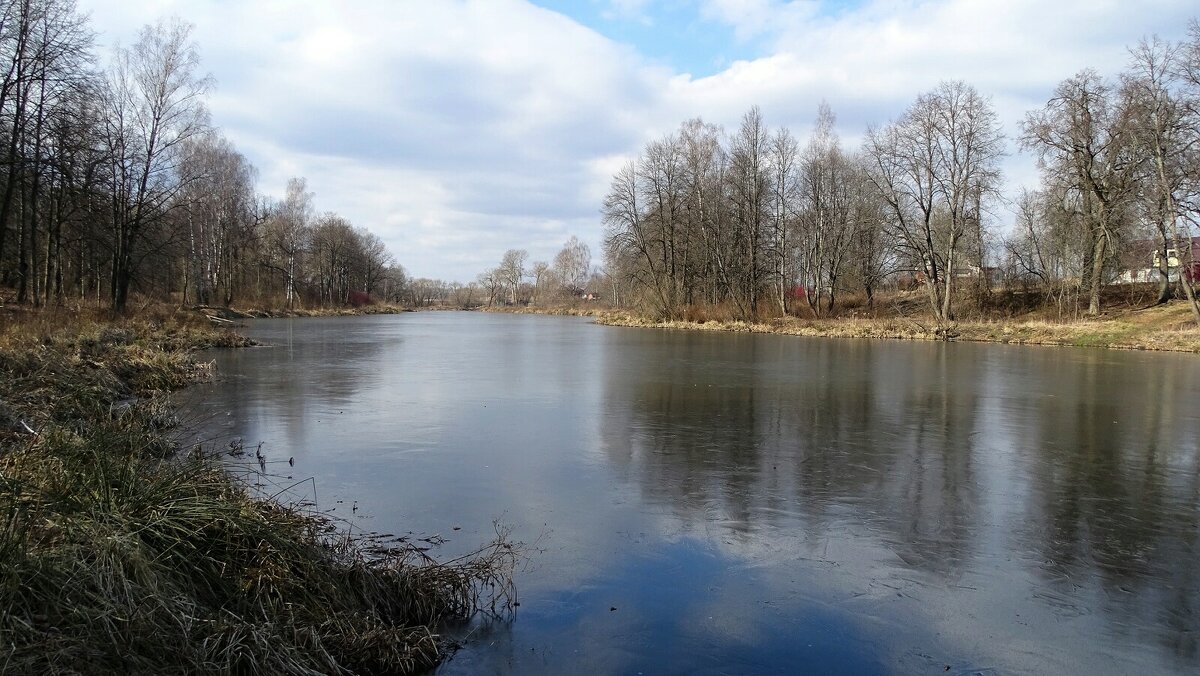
[0,312,517,674]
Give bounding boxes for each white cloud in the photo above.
[699,0,818,40]
[76,0,1200,280]
[603,0,656,25]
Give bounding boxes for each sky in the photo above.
[75,0,1200,282]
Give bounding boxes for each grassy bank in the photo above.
[194,302,414,320]
[0,312,515,674]
[593,301,1200,353]
[482,304,604,317]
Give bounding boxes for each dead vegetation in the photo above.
[0,310,517,674]
[593,289,1200,353]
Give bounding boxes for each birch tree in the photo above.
[552,235,590,298]
[101,17,210,312]
[766,125,799,313]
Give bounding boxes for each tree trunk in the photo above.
[1168,230,1200,327]
[1154,243,1172,305]
[1087,231,1107,316]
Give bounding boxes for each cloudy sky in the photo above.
[76,0,1199,282]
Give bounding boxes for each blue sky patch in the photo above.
[532,0,762,76]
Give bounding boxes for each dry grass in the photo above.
[0,311,517,674]
[483,304,604,317]
[194,303,413,319]
[595,300,1200,353]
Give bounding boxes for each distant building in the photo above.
[1118,237,1200,283]
[889,264,998,288]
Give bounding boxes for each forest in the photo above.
[6,1,1200,328]
[0,0,405,313]
[594,23,1200,324]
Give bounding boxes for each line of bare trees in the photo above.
[0,1,402,312]
[602,85,998,322]
[1015,27,1200,321]
[255,177,402,309]
[604,21,1200,324]
[475,237,595,307]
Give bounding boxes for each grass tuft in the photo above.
[0,311,516,674]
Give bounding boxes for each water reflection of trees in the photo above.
[186,319,389,449]
[601,335,984,576]
[1017,350,1200,660]
[601,336,1200,660]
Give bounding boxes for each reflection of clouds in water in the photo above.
[180,316,395,458]
[186,314,1200,675]
[442,537,889,675]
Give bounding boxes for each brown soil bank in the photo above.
[594,301,1200,353]
[0,311,514,674]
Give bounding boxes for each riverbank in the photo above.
[0,311,514,674]
[194,302,414,321]
[482,304,603,317]
[592,303,1200,353]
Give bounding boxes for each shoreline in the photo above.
[579,306,1200,354]
[194,303,415,321]
[194,301,1200,353]
[481,304,603,317]
[0,311,514,674]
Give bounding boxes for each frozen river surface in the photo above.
[180,312,1200,675]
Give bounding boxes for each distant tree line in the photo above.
[0,0,402,312]
[1017,27,1200,321]
[602,21,1200,323]
[473,236,596,307]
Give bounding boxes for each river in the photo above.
[178,312,1200,675]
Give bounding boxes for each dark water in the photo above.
[178,312,1200,675]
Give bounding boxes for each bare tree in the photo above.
[640,134,686,311]
[767,124,799,313]
[101,17,210,312]
[679,118,730,307]
[865,81,1003,323]
[178,133,256,306]
[379,263,408,303]
[497,248,527,305]
[0,0,94,306]
[0,8,407,312]
[530,260,550,304]
[552,235,590,298]
[727,106,769,316]
[847,156,896,310]
[798,102,855,316]
[309,213,356,304]
[476,267,503,307]
[1123,35,1200,322]
[356,228,393,296]
[262,177,312,308]
[928,81,1004,317]
[1022,70,1138,316]
[604,160,674,315]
